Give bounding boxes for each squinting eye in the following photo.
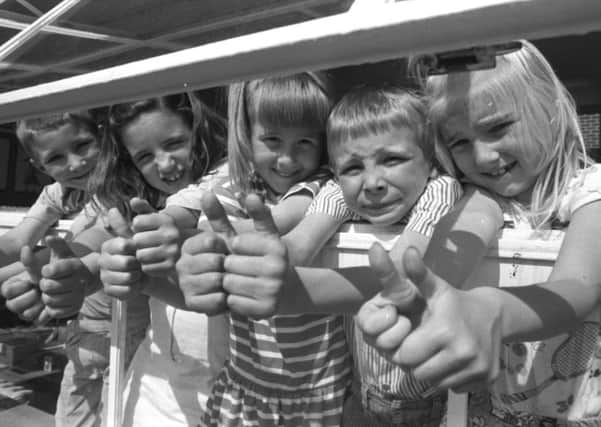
[448,138,470,150]
[384,156,405,166]
[489,121,513,134]
[298,138,317,147]
[339,165,362,176]
[261,136,280,145]
[45,155,62,165]
[165,139,185,150]
[75,140,93,153]
[135,153,152,164]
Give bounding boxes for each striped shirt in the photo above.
[308,174,463,400]
[202,171,351,426]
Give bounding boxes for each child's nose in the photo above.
[364,172,386,194]
[156,153,175,173]
[276,151,296,168]
[67,155,87,172]
[472,141,500,170]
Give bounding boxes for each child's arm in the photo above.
[0,217,55,267]
[0,184,66,267]
[358,200,601,392]
[281,180,350,265]
[494,199,601,341]
[424,185,503,287]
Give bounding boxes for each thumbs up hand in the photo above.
[357,245,502,393]
[176,191,233,315]
[99,208,144,300]
[176,192,286,318]
[130,197,182,277]
[38,236,91,319]
[223,194,287,319]
[0,246,48,324]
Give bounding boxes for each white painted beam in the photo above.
[0,0,599,123]
[0,0,85,62]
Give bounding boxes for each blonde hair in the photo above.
[423,40,589,226]
[227,72,335,195]
[15,110,104,214]
[327,85,438,171]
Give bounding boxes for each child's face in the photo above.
[332,127,430,226]
[251,122,322,195]
[121,108,194,194]
[440,94,538,203]
[30,122,99,190]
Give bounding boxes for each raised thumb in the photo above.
[45,236,74,262]
[245,194,278,235]
[130,197,156,215]
[20,245,42,284]
[368,242,418,309]
[403,246,443,300]
[106,208,133,238]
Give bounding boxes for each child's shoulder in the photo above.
[28,182,68,217]
[418,174,463,204]
[281,167,333,201]
[556,163,601,223]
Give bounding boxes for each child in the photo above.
[95,92,228,426]
[0,111,100,268]
[1,111,126,427]
[0,109,150,427]
[176,72,351,426]
[358,40,601,426]
[279,85,462,426]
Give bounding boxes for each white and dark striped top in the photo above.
[211,172,352,398]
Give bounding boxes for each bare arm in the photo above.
[210,192,315,236]
[424,185,503,288]
[490,200,601,342]
[282,213,345,266]
[0,217,55,267]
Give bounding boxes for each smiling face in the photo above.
[120,108,194,194]
[30,122,99,190]
[332,127,431,226]
[250,122,323,195]
[440,92,540,204]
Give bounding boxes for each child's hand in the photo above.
[357,244,502,393]
[38,236,91,319]
[99,208,145,300]
[176,193,230,315]
[130,197,181,277]
[221,194,287,319]
[1,246,50,324]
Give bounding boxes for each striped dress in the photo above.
[202,173,352,427]
[306,175,462,426]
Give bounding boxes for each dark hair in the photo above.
[15,109,105,215]
[90,92,226,219]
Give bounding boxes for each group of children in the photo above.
[0,39,599,427]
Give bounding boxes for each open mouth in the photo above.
[160,165,186,183]
[485,161,517,178]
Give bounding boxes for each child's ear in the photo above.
[28,157,45,172]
